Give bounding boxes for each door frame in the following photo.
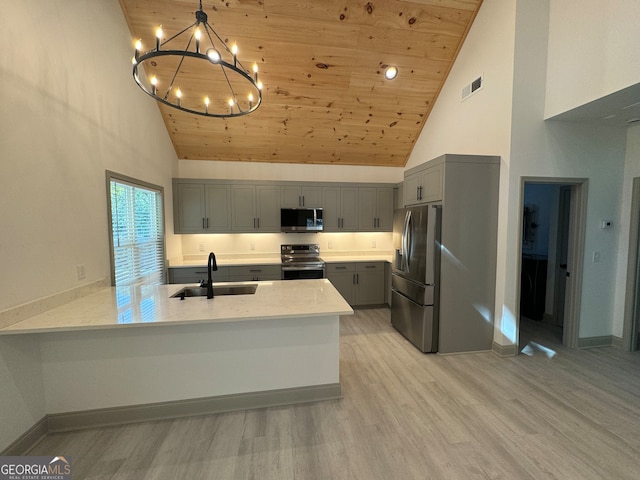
[517,177,588,351]
[622,177,640,351]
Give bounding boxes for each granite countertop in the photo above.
[169,253,393,268]
[0,279,353,335]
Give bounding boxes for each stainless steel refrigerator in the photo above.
[391,205,441,353]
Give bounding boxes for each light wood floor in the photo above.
[30,309,640,479]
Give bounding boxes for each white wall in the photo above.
[496,0,627,344]
[545,0,640,118]
[178,159,403,183]
[0,1,179,310]
[0,0,179,451]
[180,232,393,258]
[405,0,517,345]
[406,0,630,347]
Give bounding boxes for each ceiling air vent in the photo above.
[461,75,483,101]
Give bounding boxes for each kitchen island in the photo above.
[0,279,352,432]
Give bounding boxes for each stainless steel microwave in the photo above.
[280,208,323,232]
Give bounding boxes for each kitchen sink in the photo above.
[171,284,258,298]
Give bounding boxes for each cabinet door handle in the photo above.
[336,266,347,270]
[206,218,209,229]
[365,265,376,269]
[202,218,205,229]
[249,269,262,273]
[302,195,305,206]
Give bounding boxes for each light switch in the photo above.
[593,251,601,263]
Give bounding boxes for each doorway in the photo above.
[518,179,587,352]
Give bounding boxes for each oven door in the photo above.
[281,265,325,280]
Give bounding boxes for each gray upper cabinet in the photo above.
[280,185,322,208]
[403,161,444,206]
[322,186,358,231]
[231,185,280,232]
[174,182,231,233]
[357,187,394,231]
[174,179,396,234]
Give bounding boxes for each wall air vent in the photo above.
[461,75,483,101]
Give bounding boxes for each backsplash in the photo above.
[180,232,393,257]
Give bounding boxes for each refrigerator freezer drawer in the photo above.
[391,290,438,353]
[392,274,435,305]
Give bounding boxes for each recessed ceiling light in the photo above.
[384,66,398,80]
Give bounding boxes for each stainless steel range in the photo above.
[281,244,325,280]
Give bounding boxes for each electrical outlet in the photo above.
[77,264,86,280]
[593,251,601,263]
[250,242,255,251]
[371,240,377,248]
[328,241,333,249]
[199,242,205,252]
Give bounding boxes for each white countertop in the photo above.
[169,253,392,268]
[0,279,353,335]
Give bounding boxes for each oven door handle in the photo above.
[282,265,326,271]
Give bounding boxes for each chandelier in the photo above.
[132,1,263,118]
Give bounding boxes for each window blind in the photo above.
[109,178,165,286]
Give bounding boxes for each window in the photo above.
[107,172,165,286]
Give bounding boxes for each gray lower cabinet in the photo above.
[231,185,280,232]
[168,266,230,284]
[326,262,386,306]
[228,265,281,281]
[168,264,280,283]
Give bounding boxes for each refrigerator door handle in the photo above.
[403,210,412,273]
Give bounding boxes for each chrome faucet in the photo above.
[206,252,218,299]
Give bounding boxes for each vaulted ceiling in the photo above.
[120,0,482,167]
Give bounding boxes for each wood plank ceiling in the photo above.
[120,0,482,167]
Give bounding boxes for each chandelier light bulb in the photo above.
[176,88,182,106]
[231,43,238,67]
[257,81,263,90]
[195,28,201,53]
[253,63,258,82]
[150,76,158,95]
[248,93,254,109]
[155,26,163,50]
[204,96,210,114]
[206,48,221,63]
[133,39,142,61]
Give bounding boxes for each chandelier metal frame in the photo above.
[132,1,262,118]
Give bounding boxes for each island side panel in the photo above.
[40,315,339,414]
